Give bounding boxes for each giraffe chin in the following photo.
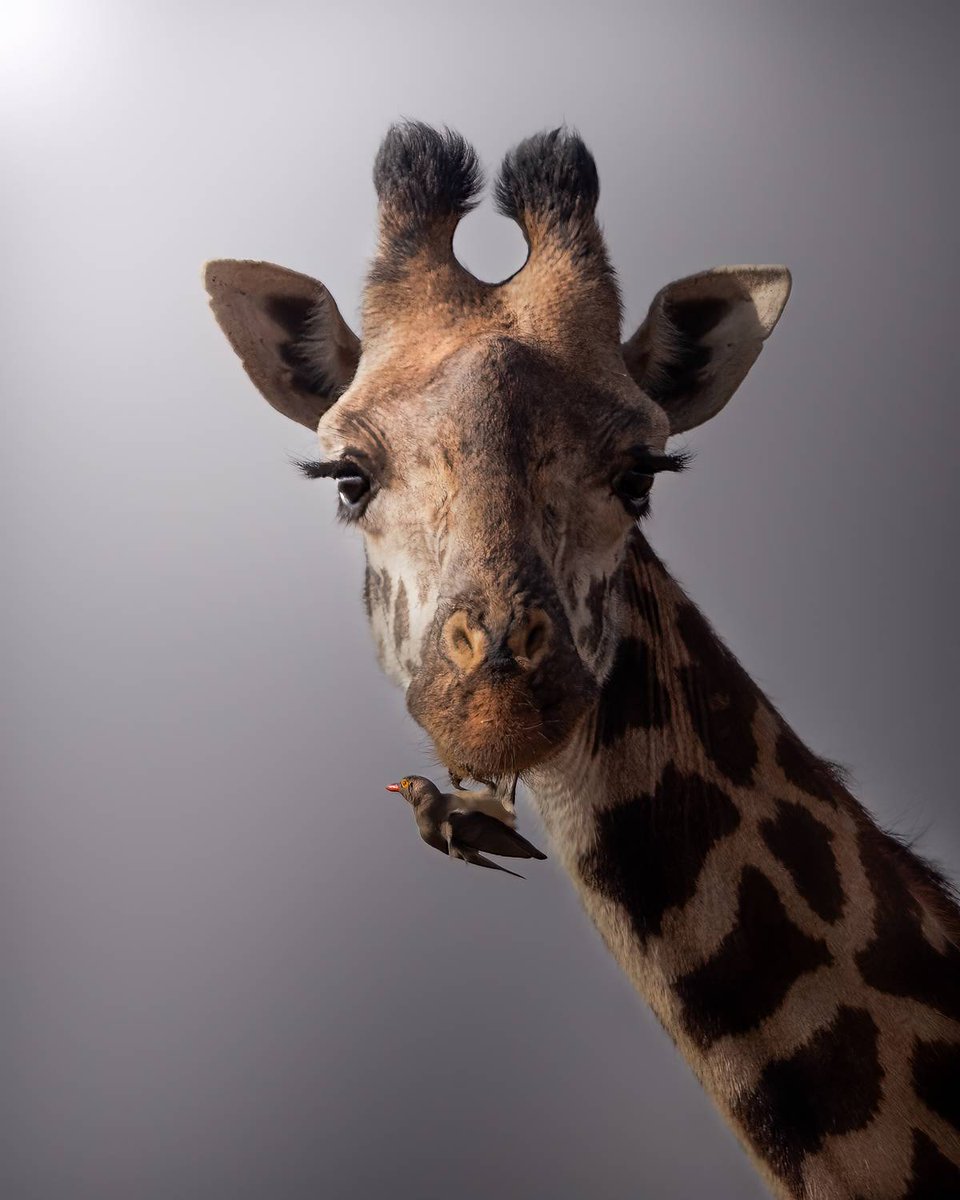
[407,670,594,779]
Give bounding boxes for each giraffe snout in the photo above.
[441,608,554,675]
[407,590,595,776]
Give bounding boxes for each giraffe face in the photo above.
[206,123,791,779]
[315,332,670,777]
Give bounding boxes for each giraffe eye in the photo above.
[613,468,654,516]
[336,470,372,516]
[291,455,377,521]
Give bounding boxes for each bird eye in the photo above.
[401,778,410,788]
[613,468,654,517]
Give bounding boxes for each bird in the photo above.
[385,775,548,878]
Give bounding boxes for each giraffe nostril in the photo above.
[442,610,487,672]
[443,606,554,674]
[525,619,546,659]
[511,609,553,667]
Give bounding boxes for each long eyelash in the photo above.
[630,446,694,474]
[290,455,364,480]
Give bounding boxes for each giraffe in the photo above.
[204,123,960,1199]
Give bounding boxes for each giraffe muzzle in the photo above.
[406,600,596,777]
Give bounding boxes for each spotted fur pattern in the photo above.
[528,537,960,1199]
[328,129,960,1195]
[208,122,959,1199]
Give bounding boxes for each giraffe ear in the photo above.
[622,265,791,435]
[204,259,361,429]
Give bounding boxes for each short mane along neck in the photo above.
[529,533,960,1200]
[206,121,960,1200]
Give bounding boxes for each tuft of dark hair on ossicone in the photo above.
[373,120,484,226]
[494,126,600,228]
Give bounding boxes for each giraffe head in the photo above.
[206,123,790,780]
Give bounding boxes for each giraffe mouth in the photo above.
[407,664,596,778]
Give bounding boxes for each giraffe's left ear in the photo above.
[622,265,791,434]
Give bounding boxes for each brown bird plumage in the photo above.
[386,775,547,878]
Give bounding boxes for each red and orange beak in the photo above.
[385,783,402,793]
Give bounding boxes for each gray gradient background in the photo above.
[3,2,958,1197]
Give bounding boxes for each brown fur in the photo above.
[206,123,959,1199]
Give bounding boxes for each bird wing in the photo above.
[448,810,548,860]
[458,847,525,879]
[451,844,525,883]
[415,814,450,856]
[450,791,517,828]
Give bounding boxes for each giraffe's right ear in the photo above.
[204,260,361,429]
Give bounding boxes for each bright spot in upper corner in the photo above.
[0,0,93,98]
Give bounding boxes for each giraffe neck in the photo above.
[528,534,960,1200]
